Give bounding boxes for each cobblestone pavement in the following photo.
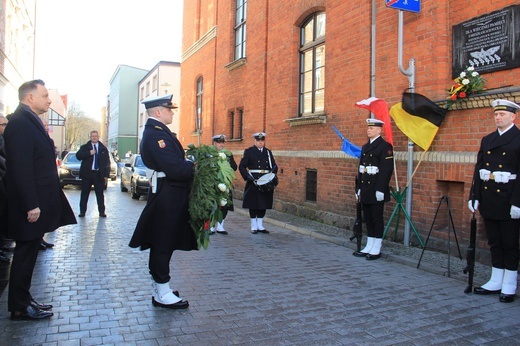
[1,180,520,345]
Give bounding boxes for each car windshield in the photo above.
[63,152,80,164]
[135,156,145,168]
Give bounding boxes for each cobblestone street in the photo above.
[0,180,519,345]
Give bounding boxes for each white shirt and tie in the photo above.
[91,143,99,170]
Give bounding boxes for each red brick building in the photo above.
[180,0,520,259]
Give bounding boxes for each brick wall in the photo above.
[181,0,520,259]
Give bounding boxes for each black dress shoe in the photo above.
[78,213,85,217]
[473,287,501,295]
[366,253,382,260]
[152,297,189,309]
[39,243,47,251]
[251,230,258,234]
[499,293,515,303]
[99,213,107,217]
[216,230,228,235]
[353,251,368,257]
[0,243,15,252]
[11,305,53,320]
[0,252,10,263]
[30,299,53,311]
[41,240,54,248]
[257,229,269,234]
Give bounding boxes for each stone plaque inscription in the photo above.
[452,5,520,78]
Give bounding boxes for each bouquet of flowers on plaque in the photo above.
[446,66,486,109]
[186,143,236,249]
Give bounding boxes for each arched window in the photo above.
[299,12,325,116]
[195,77,203,132]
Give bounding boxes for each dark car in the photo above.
[120,154,149,199]
[59,151,81,188]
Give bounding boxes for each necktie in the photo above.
[94,144,99,170]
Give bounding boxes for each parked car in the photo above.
[59,151,81,188]
[109,152,117,180]
[120,154,149,199]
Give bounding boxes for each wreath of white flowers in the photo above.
[186,144,236,249]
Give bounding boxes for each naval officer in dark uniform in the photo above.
[353,119,394,260]
[211,134,237,234]
[469,99,520,303]
[239,132,278,234]
[129,94,196,309]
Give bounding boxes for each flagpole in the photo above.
[405,149,427,188]
[397,9,415,247]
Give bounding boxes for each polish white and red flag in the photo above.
[355,97,394,146]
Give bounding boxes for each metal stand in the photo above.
[382,186,425,248]
[417,195,462,277]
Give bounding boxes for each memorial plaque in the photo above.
[452,5,520,78]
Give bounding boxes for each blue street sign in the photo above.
[386,0,421,13]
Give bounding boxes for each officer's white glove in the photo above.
[358,165,365,174]
[468,200,479,213]
[355,189,360,200]
[479,169,491,181]
[375,191,384,202]
[511,205,520,219]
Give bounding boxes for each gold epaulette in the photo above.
[154,126,164,130]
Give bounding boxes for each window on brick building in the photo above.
[306,169,318,202]
[229,108,243,140]
[299,12,325,117]
[234,0,247,60]
[195,77,203,132]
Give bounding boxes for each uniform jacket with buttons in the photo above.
[239,145,278,210]
[471,125,520,220]
[357,136,394,204]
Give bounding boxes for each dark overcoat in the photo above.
[76,140,110,179]
[0,134,7,236]
[129,118,197,252]
[239,146,278,210]
[4,104,76,241]
[357,136,394,204]
[470,126,520,220]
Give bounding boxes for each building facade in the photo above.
[137,61,181,148]
[0,0,36,116]
[107,65,148,156]
[180,0,520,260]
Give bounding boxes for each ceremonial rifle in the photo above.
[349,178,362,252]
[463,211,477,293]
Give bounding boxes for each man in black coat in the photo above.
[469,99,520,303]
[5,79,76,320]
[211,134,237,235]
[353,119,394,260]
[76,131,110,217]
[129,94,195,309]
[239,132,278,234]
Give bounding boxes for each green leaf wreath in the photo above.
[186,144,236,249]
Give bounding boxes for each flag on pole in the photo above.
[389,92,448,151]
[331,126,362,158]
[355,97,394,146]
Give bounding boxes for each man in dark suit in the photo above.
[469,99,520,303]
[76,130,110,217]
[129,94,195,309]
[211,134,238,235]
[4,79,76,320]
[239,132,278,234]
[353,119,394,260]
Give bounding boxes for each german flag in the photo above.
[390,92,447,151]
